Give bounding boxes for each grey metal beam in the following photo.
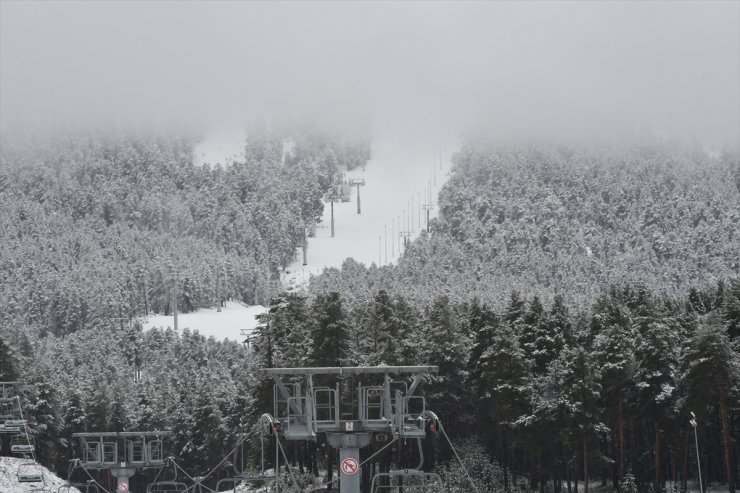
[406,373,425,398]
[271,375,305,419]
[259,366,438,376]
[73,431,171,438]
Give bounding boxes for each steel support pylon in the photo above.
[110,465,136,493]
[327,432,372,493]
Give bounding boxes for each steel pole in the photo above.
[693,424,703,493]
[276,433,280,493]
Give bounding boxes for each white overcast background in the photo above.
[1,1,738,148]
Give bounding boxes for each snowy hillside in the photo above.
[193,126,247,167]
[0,457,78,493]
[138,128,456,341]
[140,301,266,341]
[282,132,457,290]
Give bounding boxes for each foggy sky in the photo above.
[1,1,738,148]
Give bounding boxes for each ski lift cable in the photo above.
[171,432,250,491]
[438,420,479,493]
[303,436,400,493]
[171,461,217,493]
[15,395,37,464]
[273,432,299,489]
[79,462,113,493]
[150,457,172,485]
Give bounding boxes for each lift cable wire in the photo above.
[115,262,229,326]
[303,436,400,493]
[438,421,479,493]
[150,457,171,485]
[171,459,216,493]
[168,432,250,493]
[15,395,37,464]
[76,461,113,493]
[273,432,299,489]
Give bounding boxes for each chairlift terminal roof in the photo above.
[259,366,438,376]
[72,431,171,438]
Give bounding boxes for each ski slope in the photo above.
[282,131,457,290]
[140,301,265,342]
[140,127,456,341]
[0,456,78,493]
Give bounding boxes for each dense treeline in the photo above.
[2,135,738,492]
[251,281,739,493]
[0,126,370,343]
[2,281,736,492]
[310,141,740,310]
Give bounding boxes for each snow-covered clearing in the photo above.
[140,127,456,341]
[140,301,265,342]
[193,126,246,167]
[282,131,457,290]
[0,456,78,493]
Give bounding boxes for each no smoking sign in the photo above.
[341,457,359,476]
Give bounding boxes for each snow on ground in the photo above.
[0,456,79,493]
[193,126,246,167]
[140,301,266,342]
[282,131,457,290]
[140,127,456,340]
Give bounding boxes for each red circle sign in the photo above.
[119,482,129,491]
[341,457,359,476]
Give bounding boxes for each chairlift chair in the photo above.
[11,433,36,454]
[216,472,274,493]
[58,482,101,493]
[17,461,44,482]
[146,480,188,493]
[370,470,444,493]
[1,423,20,432]
[0,415,22,433]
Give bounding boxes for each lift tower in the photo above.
[73,431,171,493]
[349,178,366,214]
[259,365,439,493]
[326,187,342,238]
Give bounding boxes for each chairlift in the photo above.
[11,433,36,454]
[58,483,100,493]
[216,424,274,492]
[146,480,188,493]
[17,461,44,482]
[0,415,22,433]
[370,469,444,493]
[58,482,100,493]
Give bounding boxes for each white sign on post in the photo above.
[341,458,359,476]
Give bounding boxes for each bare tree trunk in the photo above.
[584,435,589,493]
[619,398,625,480]
[656,426,662,493]
[682,427,689,492]
[326,445,334,491]
[502,428,510,491]
[718,383,736,493]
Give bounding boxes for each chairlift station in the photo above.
[72,431,171,493]
[260,365,442,493]
[3,367,466,493]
